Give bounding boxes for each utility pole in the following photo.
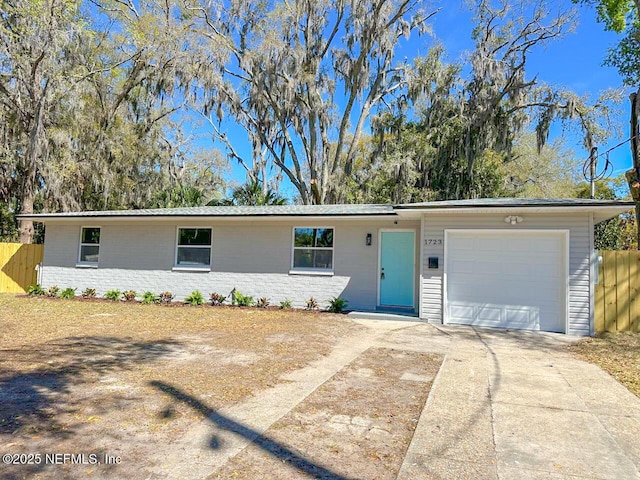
[589,147,598,199]
[625,89,640,250]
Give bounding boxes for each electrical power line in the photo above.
[582,134,637,183]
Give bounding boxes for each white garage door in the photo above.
[445,231,566,333]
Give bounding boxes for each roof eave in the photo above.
[394,201,635,210]
[396,205,633,214]
[394,204,634,225]
[17,212,398,223]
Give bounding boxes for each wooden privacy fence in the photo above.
[0,243,44,293]
[596,250,640,333]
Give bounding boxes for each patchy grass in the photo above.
[0,294,357,407]
[0,294,361,479]
[568,332,640,398]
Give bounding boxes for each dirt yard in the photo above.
[569,332,640,398]
[213,348,441,479]
[0,295,359,479]
[0,295,442,479]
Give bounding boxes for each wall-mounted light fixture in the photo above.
[504,215,523,225]
[366,233,372,246]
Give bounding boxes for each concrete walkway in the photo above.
[152,321,407,479]
[387,324,640,480]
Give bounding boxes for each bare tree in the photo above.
[462,0,617,188]
[357,0,620,203]
[184,0,437,204]
[0,0,213,242]
[0,0,89,242]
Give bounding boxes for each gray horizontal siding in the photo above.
[420,213,592,336]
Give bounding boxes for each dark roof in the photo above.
[19,204,395,219]
[17,198,634,220]
[395,198,635,209]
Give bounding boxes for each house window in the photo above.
[176,228,212,268]
[79,227,100,264]
[292,227,334,271]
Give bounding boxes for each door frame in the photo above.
[443,229,570,333]
[377,228,417,308]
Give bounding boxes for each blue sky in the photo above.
[202,0,634,196]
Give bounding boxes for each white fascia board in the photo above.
[398,205,633,219]
[24,214,398,224]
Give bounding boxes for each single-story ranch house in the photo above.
[20,198,633,335]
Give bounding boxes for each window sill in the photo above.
[76,263,98,269]
[172,266,211,272]
[288,269,334,277]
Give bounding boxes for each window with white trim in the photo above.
[79,227,100,264]
[176,228,212,267]
[292,227,334,271]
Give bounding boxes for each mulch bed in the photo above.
[19,293,342,314]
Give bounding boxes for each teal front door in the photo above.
[379,231,415,307]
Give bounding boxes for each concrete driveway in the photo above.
[372,320,640,480]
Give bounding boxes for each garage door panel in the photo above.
[504,307,538,328]
[449,278,556,301]
[475,261,504,275]
[449,235,475,248]
[445,231,566,333]
[536,237,561,251]
[450,259,475,274]
[529,263,562,278]
[447,303,540,329]
[477,305,502,322]
[449,303,475,322]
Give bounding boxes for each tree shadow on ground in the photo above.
[0,336,181,479]
[432,323,579,352]
[151,380,348,480]
[0,336,181,435]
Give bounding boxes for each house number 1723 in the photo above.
[425,239,443,246]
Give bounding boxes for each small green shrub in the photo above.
[256,297,269,308]
[327,296,348,313]
[81,288,96,298]
[46,286,60,298]
[141,291,160,304]
[159,291,174,304]
[60,287,76,299]
[230,288,237,305]
[209,292,226,306]
[279,299,293,310]
[27,284,45,296]
[122,290,137,302]
[104,289,121,301]
[232,290,254,307]
[184,290,204,306]
[305,297,319,310]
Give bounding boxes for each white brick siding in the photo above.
[41,219,420,310]
[40,267,351,309]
